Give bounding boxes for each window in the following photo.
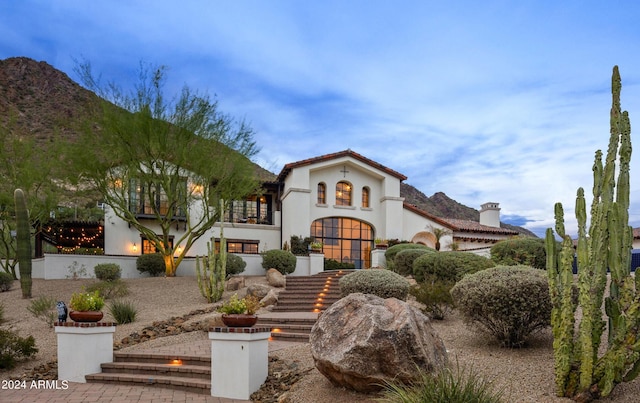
[141,235,174,254]
[215,238,259,254]
[335,181,352,206]
[311,217,373,268]
[225,195,272,224]
[317,183,326,204]
[129,179,187,218]
[362,187,370,208]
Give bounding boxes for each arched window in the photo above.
[317,182,326,204]
[362,187,370,208]
[336,181,352,206]
[311,217,373,268]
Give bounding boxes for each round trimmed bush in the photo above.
[226,253,247,276]
[450,265,551,347]
[94,263,121,281]
[384,243,433,271]
[0,272,14,292]
[413,251,494,283]
[339,269,410,300]
[261,249,296,275]
[490,237,547,270]
[394,248,435,276]
[136,253,165,277]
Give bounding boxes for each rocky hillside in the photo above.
[0,56,535,237]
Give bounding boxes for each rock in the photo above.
[310,292,448,392]
[260,289,279,307]
[266,268,286,287]
[247,283,271,299]
[226,276,245,291]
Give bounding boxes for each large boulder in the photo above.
[266,268,286,287]
[310,293,448,392]
[260,289,278,307]
[246,283,271,299]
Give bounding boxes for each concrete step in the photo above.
[99,361,210,380]
[85,372,210,394]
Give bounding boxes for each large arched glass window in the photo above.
[311,217,373,268]
[336,181,352,206]
[362,187,370,208]
[317,182,326,204]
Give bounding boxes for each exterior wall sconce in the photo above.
[132,242,138,252]
[176,246,183,255]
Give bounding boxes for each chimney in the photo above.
[479,202,500,228]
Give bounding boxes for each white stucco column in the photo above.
[209,326,271,400]
[371,248,387,268]
[55,322,116,383]
[309,252,324,275]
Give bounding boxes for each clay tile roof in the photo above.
[276,149,408,182]
[439,218,519,235]
[634,227,640,239]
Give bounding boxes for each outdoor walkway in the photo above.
[1,312,317,403]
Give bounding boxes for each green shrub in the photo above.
[108,300,137,324]
[289,235,313,255]
[340,269,410,300]
[0,303,4,324]
[490,237,547,270]
[410,279,455,320]
[94,263,121,281]
[413,251,495,283]
[0,329,38,370]
[26,296,57,328]
[261,249,297,275]
[0,272,14,292]
[384,243,432,270]
[394,248,435,276]
[86,279,129,299]
[378,362,504,403]
[324,258,355,270]
[226,253,247,276]
[450,265,551,347]
[136,253,165,277]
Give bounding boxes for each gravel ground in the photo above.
[1,276,640,402]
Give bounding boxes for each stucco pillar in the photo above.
[55,322,116,383]
[309,252,325,275]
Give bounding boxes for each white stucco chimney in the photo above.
[479,202,500,228]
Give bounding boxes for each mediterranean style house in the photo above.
[104,149,518,271]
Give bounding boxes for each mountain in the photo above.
[0,56,535,237]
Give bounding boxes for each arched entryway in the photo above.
[311,217,373,269]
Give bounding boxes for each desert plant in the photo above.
[410,279,455,320]
[0,329,38,370]
[451,265,551,348]
[66,261,88,279]
[108,300,137,324]
[86,279,129,299]
[261,249,297,275]
[69,289,105,312]
[94,263,121,281]
[491,237,546,270]
[394,248,435,276]
[0,272,14,292]
[14,188,31,298]
[340,269,410,300]
[218,293,260,315]
[546,66,639,401]
[384,243,432,271]
[324,258,355,270]
[413,251,495,283]
[196,237,226,303]
[0,303,4,324]
[289,235,313,255]
[136,253,165,277]
[226,253,246,277]
[378,362,504,403]
[26,296,57,328]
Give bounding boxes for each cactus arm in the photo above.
[14,189,32,299]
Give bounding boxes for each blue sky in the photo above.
[2,1,640,237]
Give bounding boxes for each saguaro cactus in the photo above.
[196,199,226,303]
[546,66,636,402]
[14,188,32,299]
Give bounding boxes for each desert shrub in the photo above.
[413,251,495,283]
[451,265,552,347]
[384,243,433,271]
[136,253,165,277]
[0,303,4,323]
[340,269,410,300]
[394,248,435,276]
[108,300,137,324]
[410,279,456,320]
[261,249,297,275]
[0,329,38,370]
[378,362,503,403]
[26,296,57,328]
[94,263,121,281]
[225,253,247,276]
[490,237,546,270]
[86,279,129,299]
[324,258,355,270]
[0,272,14,292]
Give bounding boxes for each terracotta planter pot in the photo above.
[221,314,258,327]
[69,310,104,323]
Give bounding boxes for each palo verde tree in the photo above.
[71,61,260,276]
[546,66,636,402]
